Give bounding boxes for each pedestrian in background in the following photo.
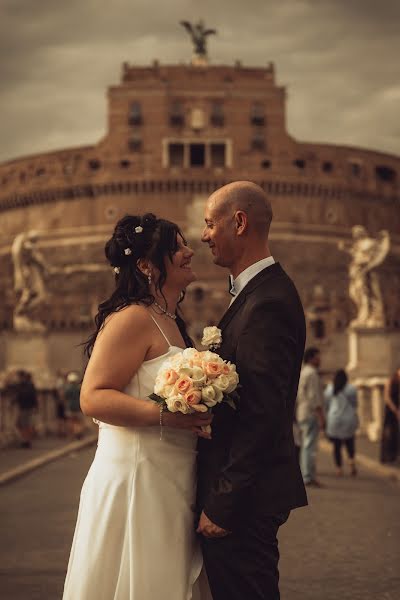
[324,369,359,477]
[296,347,325,487]
[13,370,38,448]
[64,372,84,439]
[380,368,400,464]
[54,369,68,438]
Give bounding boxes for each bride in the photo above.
[63,213,213,600]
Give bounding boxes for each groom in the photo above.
[197,181,308,599]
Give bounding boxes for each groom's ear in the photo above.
[234,210,248,236]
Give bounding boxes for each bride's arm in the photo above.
[80,305,159,426]
[80,305,212,433]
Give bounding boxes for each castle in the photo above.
[0,46,399,383]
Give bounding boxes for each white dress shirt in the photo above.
[229,256,275,305]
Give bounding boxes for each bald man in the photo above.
[197,181,308,600]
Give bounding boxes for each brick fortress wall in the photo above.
[0,61,399,374]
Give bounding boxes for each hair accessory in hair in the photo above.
[135,226,143,233]
[124,248,132,256]
[113,266,120,274]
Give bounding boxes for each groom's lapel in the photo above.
[217,291,247,331]
[217,262,283,331]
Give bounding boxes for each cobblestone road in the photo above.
[0,445,399,599]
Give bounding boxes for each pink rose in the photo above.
[205,361,223,378]
[185,389,202,405]
[175,376,193,395]
[165,369,179,385]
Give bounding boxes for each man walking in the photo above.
[197,181,307,600]
[296,347,325,487]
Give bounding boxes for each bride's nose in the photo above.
[185,245,194,258]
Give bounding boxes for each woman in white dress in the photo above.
[63,213,213,600]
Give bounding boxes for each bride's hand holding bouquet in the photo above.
[150,329,239,438]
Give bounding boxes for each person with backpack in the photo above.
[324,369,359,476]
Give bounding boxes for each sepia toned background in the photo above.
[0,2,399,599]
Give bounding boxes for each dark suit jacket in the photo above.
[197,262,308,531]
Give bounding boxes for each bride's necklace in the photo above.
[153,301,177,320]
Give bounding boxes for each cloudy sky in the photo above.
[1,0,399,163]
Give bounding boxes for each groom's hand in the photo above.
[196,511,230,538]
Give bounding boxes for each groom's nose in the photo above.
[201,227,209,242]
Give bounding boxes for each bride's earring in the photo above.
[148,272,152,286]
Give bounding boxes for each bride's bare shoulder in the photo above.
[103,304,152,333]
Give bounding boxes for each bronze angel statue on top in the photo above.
[180,20,217,57]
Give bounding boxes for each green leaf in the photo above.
[149,393,165,404]
[224,397,237,411]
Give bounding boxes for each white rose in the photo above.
[191,366,207,386]
[179,364,194,377]
[182,348,201,360]
[201,385,218,407]
[166,395,191,414]
[191,403,209,413]
[200,350,223,364]
[201,326,222,348]
[213,374,230,392]
[211,385,224,404]
[225,370,239,393]
[154,380,174,398]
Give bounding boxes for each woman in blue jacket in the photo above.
[324,369,359,476]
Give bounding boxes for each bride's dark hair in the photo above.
[84,213,192,357]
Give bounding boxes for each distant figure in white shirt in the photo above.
[296,347,325,487]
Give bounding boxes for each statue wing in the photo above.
[368,231,390,269]
[204,28,217,36]
[180,21,193,34]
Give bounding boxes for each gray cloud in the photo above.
[0,0,399,162]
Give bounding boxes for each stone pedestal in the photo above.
[347,327,393,378]
[5,333,54,388]
[347,327,397,442]
[2,330,88,388]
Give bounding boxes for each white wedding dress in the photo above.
[63,318,212,600]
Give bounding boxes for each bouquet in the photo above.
[150,344,239,434]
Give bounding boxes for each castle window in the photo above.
[128,135,142,152]
[294,159,306,169]
[128,102,142,126]
[322,161,333,173]
[375,165,396,183]
[261,159,271,169]
[88,159,101,170]
[210,143,226,167]
[170,102,185,127]
[250,103,265,126]
[36,167,46,177]
[120,160,131,169]
[190,144,205,167]
[210,103,225,127]
[169,143,184,167]
[349,161,362,177]
[251,131,265,151]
